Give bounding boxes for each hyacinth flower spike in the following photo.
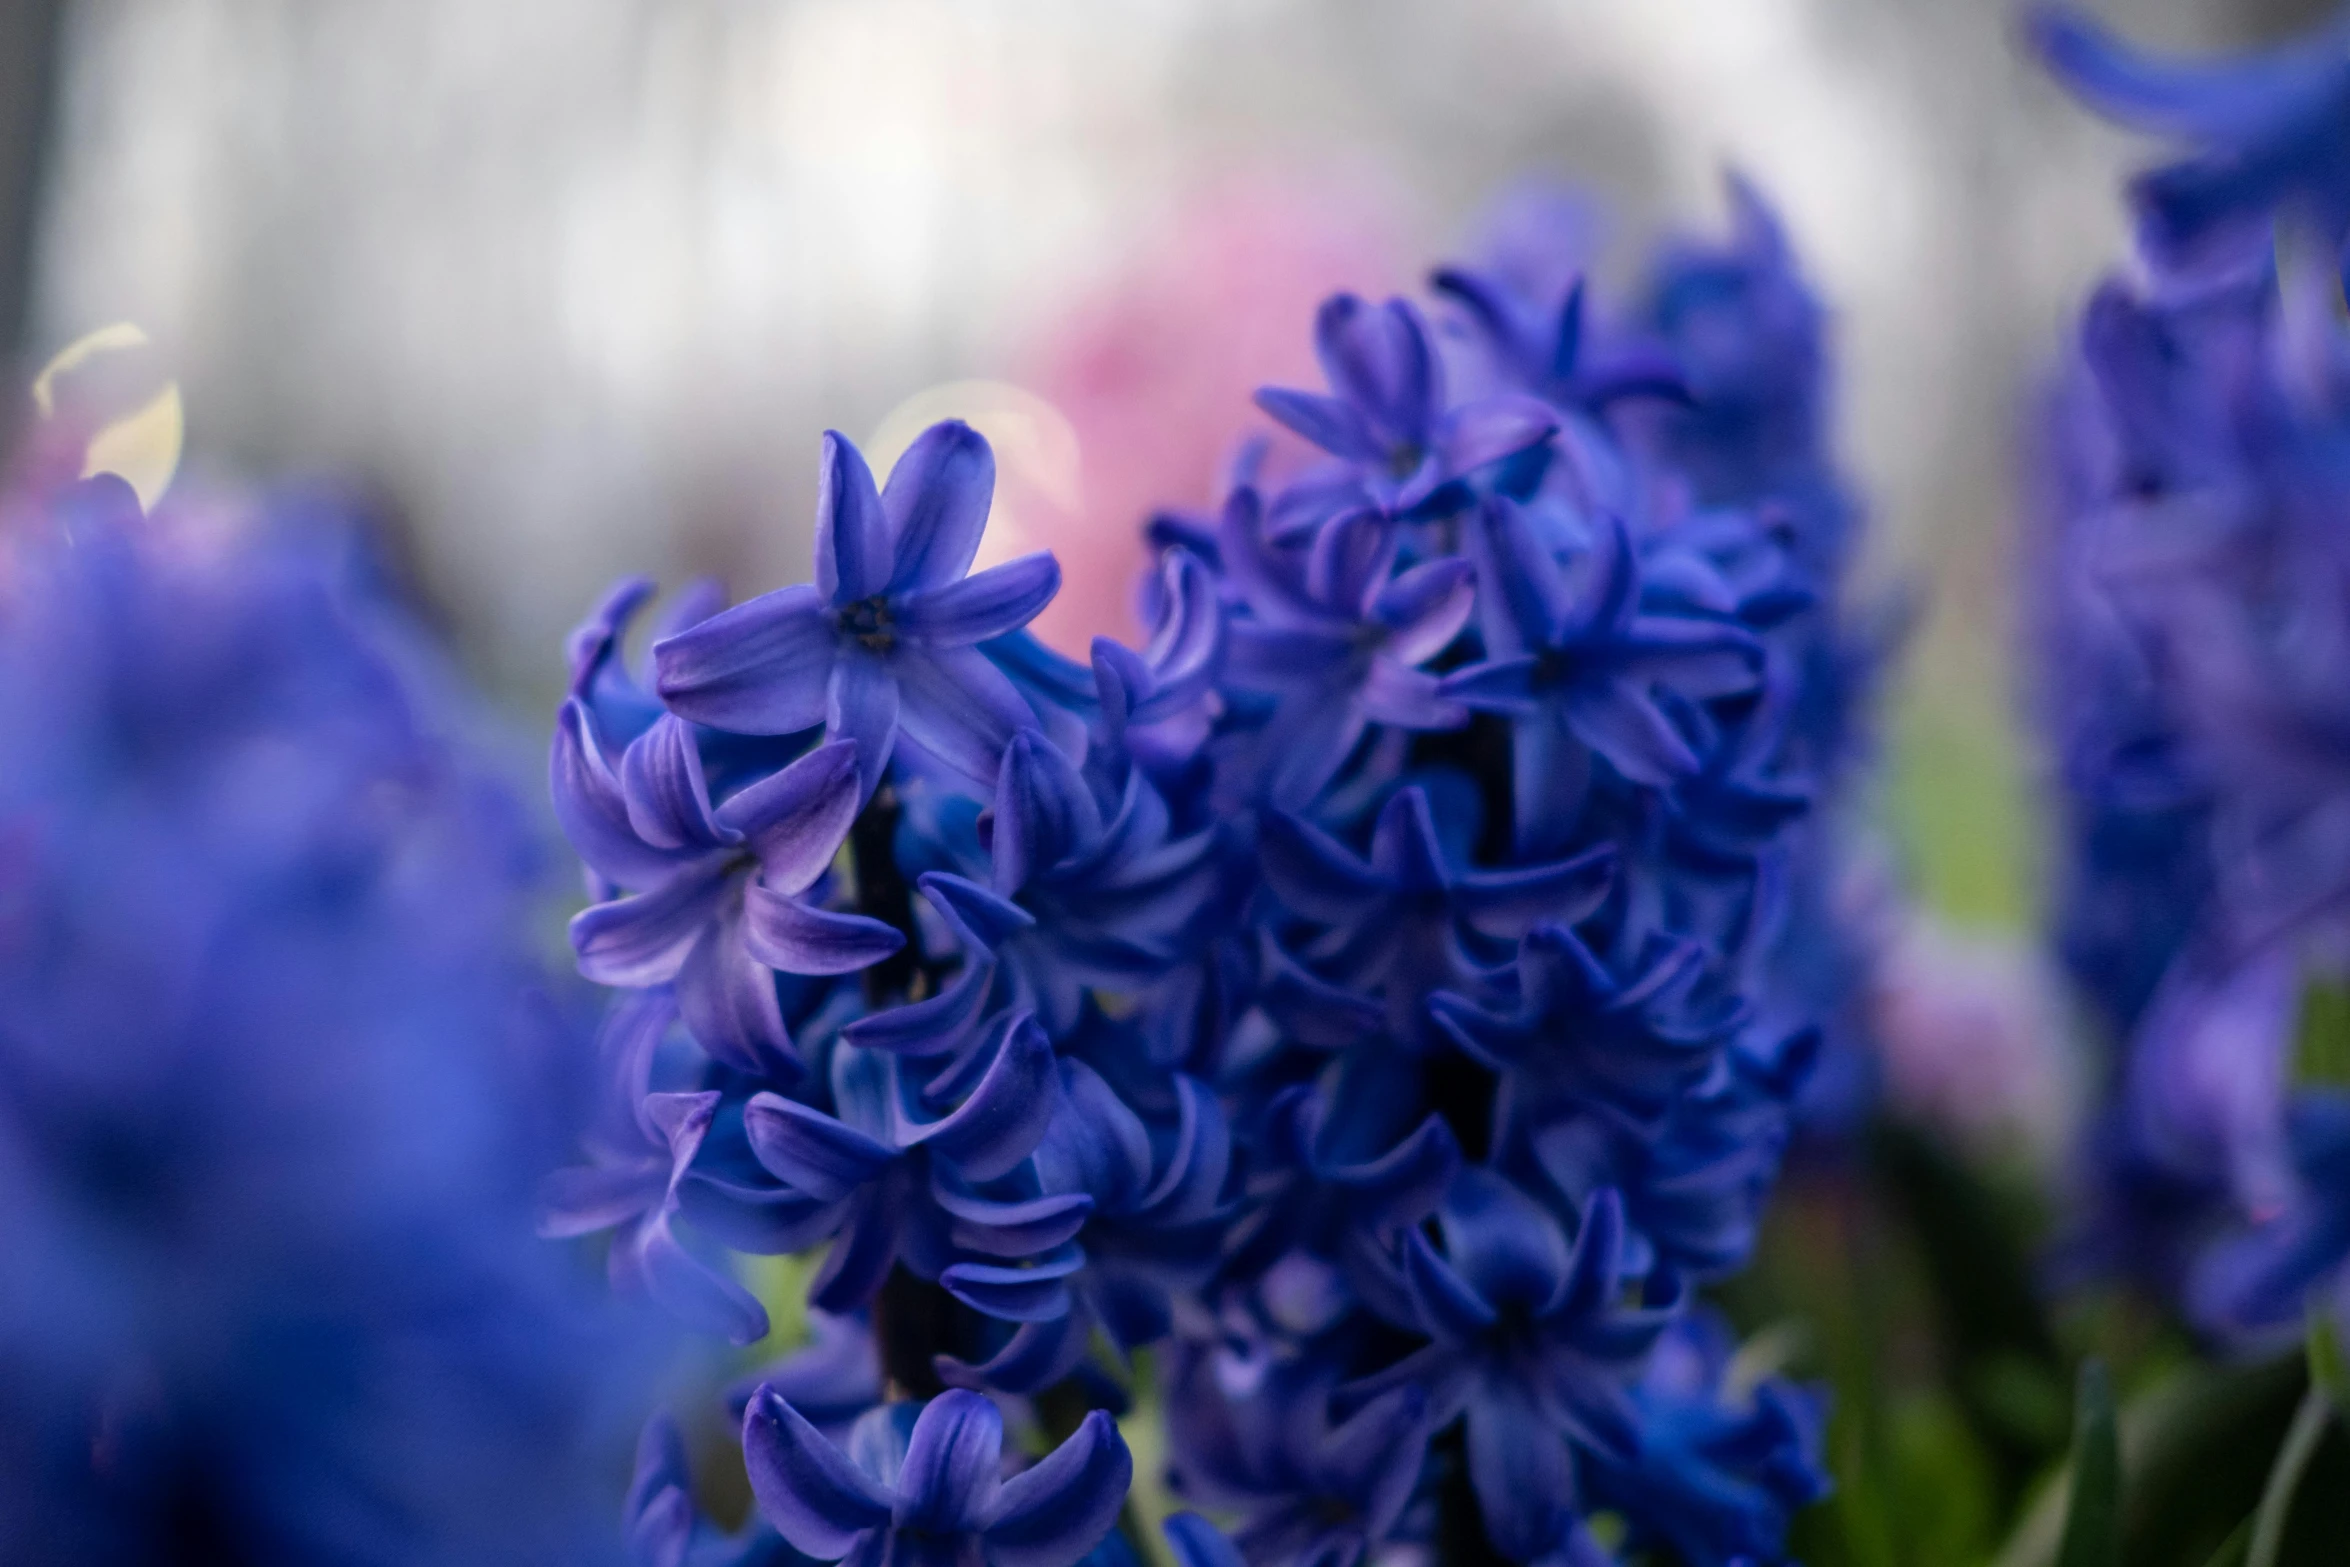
[556,726,902,1075]
[2028,4,2350,270]
[1254,292,1557,518]
[741,1388,1131,1567]
[1443,498,1761,853]
[654,420,1062,794]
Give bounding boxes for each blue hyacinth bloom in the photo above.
[740,1387,1131,1567]
[0,475,657,1563]
[652,422,1061,795]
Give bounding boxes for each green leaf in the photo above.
[2197,1518,2250,1567]
[2291,978,2350,1091]
[2246,1389,2333,1567]
[2056,1360,2119,1567]
[2307,1310,2350,1424]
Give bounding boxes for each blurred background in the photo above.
[0,0,2327,951]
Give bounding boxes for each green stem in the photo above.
[2246,1386,2333,1567]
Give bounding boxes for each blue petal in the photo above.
[1369,787,1448,891]
[992,731,1102,895]
[898,552,1061,648]
[621,712,734,852]
[742,1384,896,1558]
[883,420,998,593]
[630,1209,771,1344]
[896,1390,1005,1531]
[1399,1227,1500,1345]
[1439,1168,1572,1313]
[743,887,906,976]
[983,1410,1133,1567]
[845,955,1000,1056]
[917,872,1038,953]
[719,739,865,895]
[675,909,797,1076]
[653,583,837,735]
[1453,843,1615,936]
[1260,811,1384,923]
[1437,394,1556,477]
[897,1012,1060,1180]
[829,652,902,801]
[570,860,729,987]
[818,431,893,604]
[1252,388,1383,463]
[896,646,1034,787]
[1162,1514,1247,1567]
[745,1092,898,1202]
[551,698,686,890]
[939,1246,1084,1322]
[1466,1382,1576,1561]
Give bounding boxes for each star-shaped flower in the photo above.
[654,421,1061,795]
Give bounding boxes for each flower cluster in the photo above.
[0,471,655,1563]
[548,187,1863,1567]
[2033,7,2350,1347]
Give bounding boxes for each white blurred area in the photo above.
[23,0,2311,702]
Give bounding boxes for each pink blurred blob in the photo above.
[1011,172,1405,652]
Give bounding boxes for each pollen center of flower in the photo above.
[842,595,896,652]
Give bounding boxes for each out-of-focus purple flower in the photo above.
[740,1387,1131,1567]
[1578,1314,1829,1567]
[653,422,1060,795]
[2192,1091,2350,1342]
[0,474,658,1563]
[2029,5,2350,274]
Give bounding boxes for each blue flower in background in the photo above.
[2030,4,2350,274]
[0,474,658,1563]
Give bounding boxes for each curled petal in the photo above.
[570,860,728,987]
[829,653,902,801]
[621,712,732,852]
[551,699,681,890]
[719,739,864,895]
[983,1411,1133,1567]
[1437,393,1556,476]
[1260,811,1383,923]
[630,1210,771,1345]
[742,885,907,976]
[939,1247,1084,1322]
[895,1013,1059,1181]
[897,1390,1006,1531]
[742,1385,896,1558]
[917,871,1037,953]
[744,1092,897,1202]
[1371,557,1477,666]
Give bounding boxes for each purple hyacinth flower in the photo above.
[1219,492,1480,807]
[653,421,1060,795]
[934,1062,1232,1393]
[555,722,902,1076]
[741,1013,1063,1316]
[2190,1090,2350,1340]
[1260,784,1615,1052]
[2029,5,2350,272]
[740,1388,1131,1567]
[1344,1177,1676,1561]
[541,1084,777,1345]
[1442,498,1761,852]
[1254,293,1557,517]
